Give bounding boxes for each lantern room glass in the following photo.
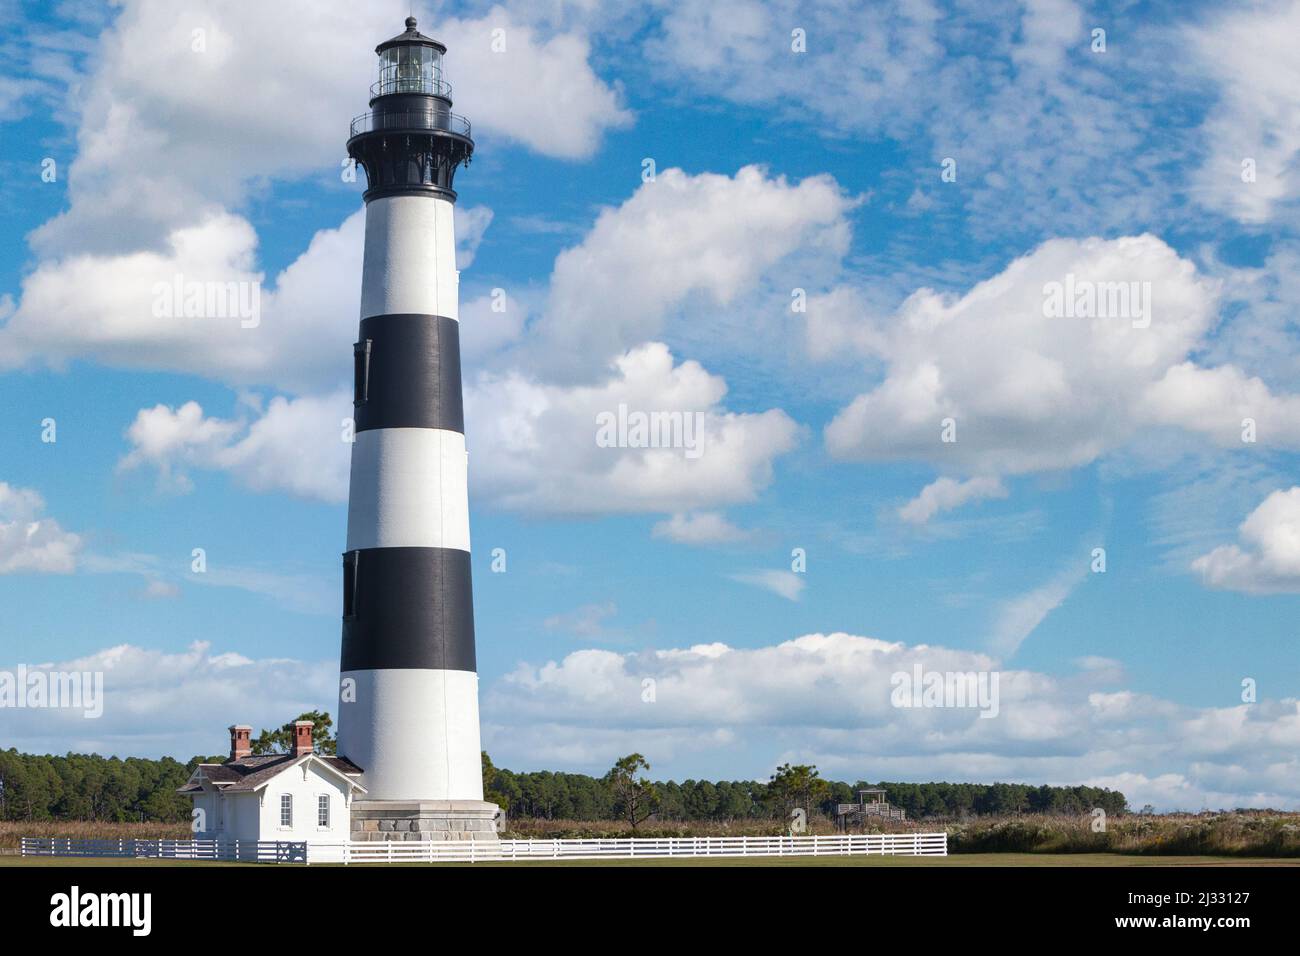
[377,45,444,96]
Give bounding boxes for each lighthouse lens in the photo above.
[378,46,444,97]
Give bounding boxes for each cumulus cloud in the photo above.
[119,392,351,502]
[0,483,82,574]
[532,165,857,379]
[652,511,753,546]
[0,1,619,392]
[10,632,1300,810]
[115,342,798,516]
[1,211,351,390]
[898,476,1007,524]
[482,631,1300,810]
[465,342,801,515]
[0,641,336,757]
[29,1,627,254]
[823,235,1300,477]
[439,6,632,160]
[1,202,493,391]
[1193,487,1300,593]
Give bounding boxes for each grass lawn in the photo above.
[3,852,1297,867]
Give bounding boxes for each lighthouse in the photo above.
[338,18,496,840]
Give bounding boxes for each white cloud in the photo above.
[0,211,356,391]
[652,511,753,546]
[0,482,81,574]
[455,205,494,270]
[728,569,805,602]
[81,548,333,617]
[1144,361,1300,448]
[141,578,180,599]
[0,2,617,390]
[533,165,857,379]
[2,202,493,391]
[29,1,627,254]
[898,476,1007,524]
[988,564,1085,658]
[0,641,336,757]
[1192,487,1300,594]
[11,632,1300,810]
[482,631,1300,810]
[114,342,797,517]
[439,7,632,160]
[1186,0,1300,223]
[543,602,619,639]
[119,392,351,503]
[465,342,801,515]
[824,235,1300,476]
[646,0,1177,239]
[458,288,529,366]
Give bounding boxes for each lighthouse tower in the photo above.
[338,18,495,839]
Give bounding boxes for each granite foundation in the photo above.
[349,800,501,842]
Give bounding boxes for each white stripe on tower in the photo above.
[359,196,460,320]
[338,23,480,803]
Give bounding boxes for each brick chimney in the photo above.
[292,720,315,758]
[228,724,252,762]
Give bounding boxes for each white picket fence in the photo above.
[20,837,308,863]
[20,832,947,864]
[314,832,948,864]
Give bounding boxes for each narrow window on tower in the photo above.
[353,339,372,406]
[342,551,359,619]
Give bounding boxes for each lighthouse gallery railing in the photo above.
[350,108,471,140]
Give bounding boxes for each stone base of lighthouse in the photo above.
[350,799,501,842]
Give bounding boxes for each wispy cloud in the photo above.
[728,569,805,602]
[988,563,1087,659]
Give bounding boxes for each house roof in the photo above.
[177,753,365,794]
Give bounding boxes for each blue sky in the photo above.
[2,0,1300,811]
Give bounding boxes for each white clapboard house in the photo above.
[178,722,365,845]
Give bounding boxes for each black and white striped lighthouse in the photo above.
[337,18,488,821]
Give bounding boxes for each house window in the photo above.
[318,794,330,829]
[280,793,293,828]
[353,339,372,406]
[343,551,359,619]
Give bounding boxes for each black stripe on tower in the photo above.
[341,547,476,672]
[353,313,464,433]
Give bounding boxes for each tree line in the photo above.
[0,739,1126,824]
[486,754,1128,824]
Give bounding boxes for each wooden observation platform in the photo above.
[836,789,906,828]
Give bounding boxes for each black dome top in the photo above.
[375,16,446,55]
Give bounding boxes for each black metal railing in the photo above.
[371,75,453,99]
[349,109,471,139]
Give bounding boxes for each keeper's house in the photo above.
[177,722,365,844]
